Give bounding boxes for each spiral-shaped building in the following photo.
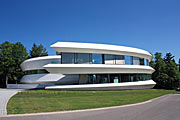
[20,42,156,90]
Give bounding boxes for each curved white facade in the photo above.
[45,80,156,90]
[20,42,156,90]
[21,74,65,84]
[44,64,154,74]
[21,56,61,71]
[51,42,152,61]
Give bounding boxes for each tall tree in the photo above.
[0,41,13,87]
[151,52,168,89]
[164,53,180,89]
[151,52,180,89]
[11,42,28,84]
[178,58,180,72]
[0,41,28,87]
[29,43,48,58]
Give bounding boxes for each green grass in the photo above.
[7,89,176,114]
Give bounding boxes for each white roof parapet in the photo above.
[21,55,61,63]
[20,56,61,71]
[44,64,155,74]
[51,42,153,61]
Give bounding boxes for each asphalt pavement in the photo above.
[0,89,23,115]
[1,94,180,120]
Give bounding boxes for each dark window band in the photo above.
[79,74,152,84]
[61,52,149,66]
[24,69,49,75]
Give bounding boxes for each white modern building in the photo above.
[14,42,156,90]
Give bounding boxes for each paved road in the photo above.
[0,89,23,115]
[1,94,180,120]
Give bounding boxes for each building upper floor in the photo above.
[60,53,149,66]
[21,42,153,72]
[51,42,153,61]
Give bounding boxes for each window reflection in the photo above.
[76,53,90,64]
[125,56,133,65]
[133,57,140,65]
[144,59,149,66]
[24,69,49,75]
[86,74,152,84]
[62,53,75,64]
[140,58,145,65]
[104,54,115,64]
[92,54,103,64]
[115,55,125,64]
[61,52,149,66]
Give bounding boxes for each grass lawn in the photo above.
[7,89,176,114]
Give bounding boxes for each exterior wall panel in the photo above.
[44,64,154,74]
[21,56,61,71]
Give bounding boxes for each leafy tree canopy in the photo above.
[151,52,180,89]
[29,43,48,58]
[0,41,28,87]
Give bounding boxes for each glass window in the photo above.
[97,74,109,83]
[147,60,149,65]
[76,53,90,64]
[61,53,75,64]
[115,55,125,64]
[125,56,133,65]
[85,74,152,84]
[121,74,130,82]
[133,74,138,81]
[147,74,151,80]
[104,54,115,64]
[144,59,149,66]
[129,74,134,82]
[24,69,49,75]
[110,74,121,83]
[140,58,145,65]
[92,54,103,64]
[133,57,140,65]
[87,75,93,84]
[142,74,146,81]
[136,74,141,81]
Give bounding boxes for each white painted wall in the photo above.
[21,56,61,71]
[21,74,79,84]
[21,74,64,84]
[44,64,155,74]
[45,80,156,90]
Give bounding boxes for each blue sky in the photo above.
[0,0,180,62]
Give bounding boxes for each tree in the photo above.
[178,58,180,72]
[151,52,180,89]
[29,43,48,58]
[0,41,14,87]
[0,41,28,87]
[11,42,28,84]
[151,52,168,89]
[164,53,180,89]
